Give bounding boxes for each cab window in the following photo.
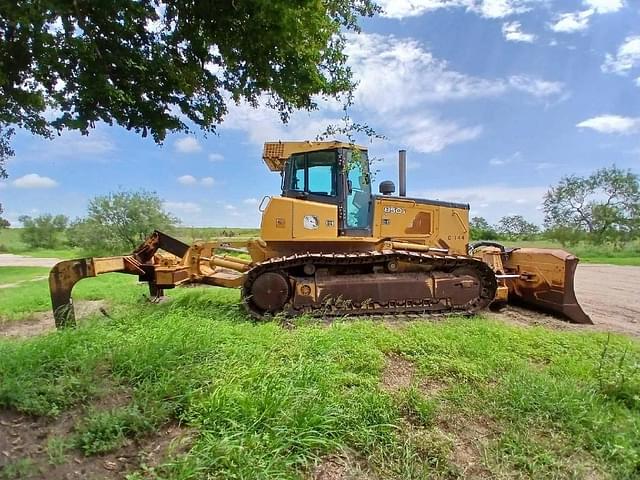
[288,151,337,197]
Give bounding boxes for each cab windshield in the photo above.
[288,150,337,197]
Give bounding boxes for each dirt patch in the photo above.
[310,452,374,480]
[436,413,497,479]
[0,406,192,480]
[0,300,108,339]
[381,354,416,393]
[420,378,448,397]
[0,254,61,268]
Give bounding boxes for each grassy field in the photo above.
[0,268,639,479]
[508,239,640,266]
[0,267,49,285]
[0,227,259,259]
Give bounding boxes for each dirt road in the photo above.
[574,264,640,335]
[0,254,61,268]
[490,263,640,337]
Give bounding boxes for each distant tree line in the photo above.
[470,215,539,241]
[471,165,640,246]
[17,191,177,254]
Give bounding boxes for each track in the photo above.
[242,250,497,319]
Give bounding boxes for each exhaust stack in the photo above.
[399,149,407,197]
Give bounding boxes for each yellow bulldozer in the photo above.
[49,141,590,327]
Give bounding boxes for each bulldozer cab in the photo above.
[264,142,373,236]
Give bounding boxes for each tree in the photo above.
[469,216,498,240]
[67,190,177,254]
[0,204,9,228]
[496,215,539,240]
[19,214,68,249]
[543,166,640,244]
[0,126,12,217]
[0,1,378,147]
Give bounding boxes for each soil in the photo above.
[0,301,108,339]
[436,413,497,479]
[490,263,640,337]
[381,354,416,392]
[0,407,191,480]
[310,452,374,480]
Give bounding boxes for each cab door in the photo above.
[341,150,373,237]
[283,150,339,239]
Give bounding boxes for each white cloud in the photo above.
[13,174,58,189]
[164,201,202,214]
[507,75,565,97]
[549,9,593,33]
[394,115,482,153]
[376,0,537,19]
[223,33,564,155]
[502,21,536,43]
[177,175,215,186]
[345,33,564,114]
[177,174,198,185]
[549,1,623,34]
[174,136,202,153]
[376,0,466,18]
[602,36,640,75]
[243,198,259,205]
[223,102,340,145]
[583,0,624,13]
[489,158,508,166]
[471,0,533,19]
[208,153,224,161]
[636,77,640,87]
[345,33,505,112]
[577,115,640,134]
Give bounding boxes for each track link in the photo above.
[242,250,497,320]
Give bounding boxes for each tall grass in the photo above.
[1,287,638,478]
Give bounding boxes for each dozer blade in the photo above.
[502,248,592,324]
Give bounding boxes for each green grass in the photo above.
[0,288,638,479]
[0,267,49,285]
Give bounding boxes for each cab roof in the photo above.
[262,141,367,172]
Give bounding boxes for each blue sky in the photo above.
[2,0,639,228]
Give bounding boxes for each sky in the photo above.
[2,0,640,228]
